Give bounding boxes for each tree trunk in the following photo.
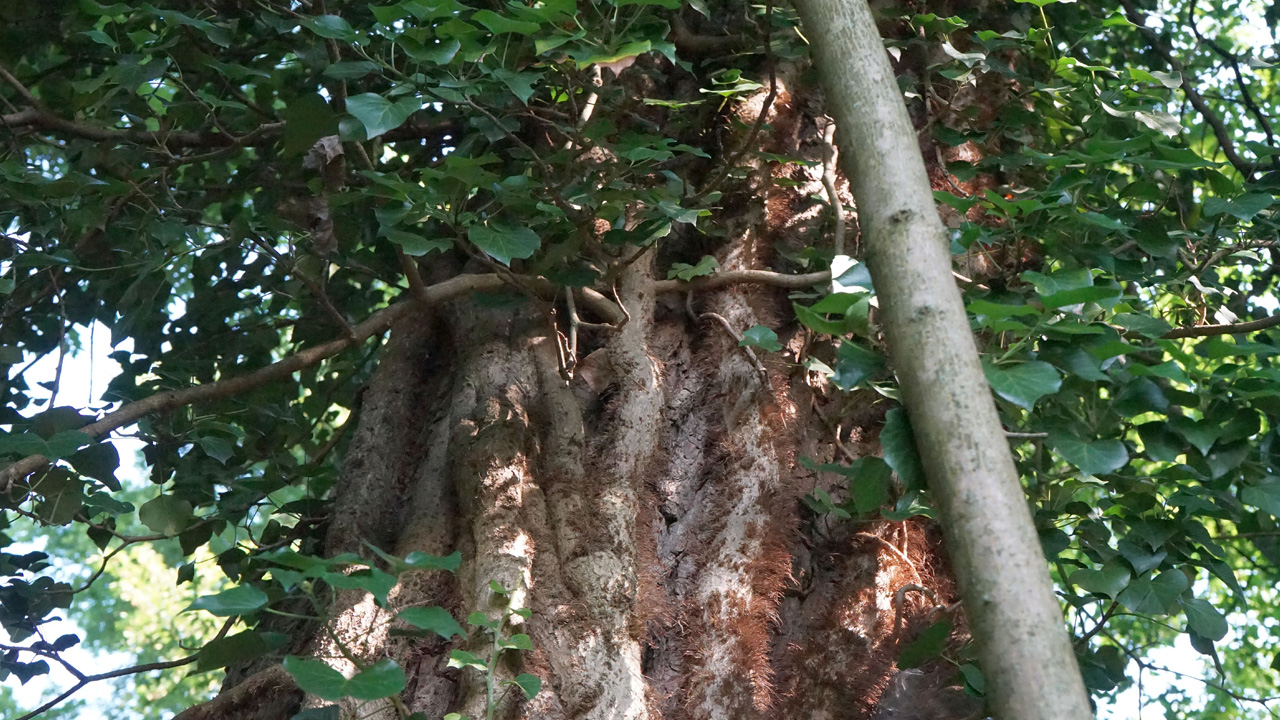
[195,66,984,720]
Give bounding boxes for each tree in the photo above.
[1,1,1278,719]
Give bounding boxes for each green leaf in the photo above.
[1048,433,1129,475]
[404,550,463,572]
[448,649,489,671]
[492,69,539,104]
[468,223,540,266]
[831,341,884,390]
[68,442,121,491]
[324,60,381,80]
[1071,560,1131,598]
[881,408,924,491]
[346,658,407,700]
[1112,313,1172,338]
[189,585,269,617]
[1241,478,1280,517]
[740,326,783,353]
[509,673,542,699]
[300,15,357,40]
[897,618,953,668]
[1167,416,1220,455]
[1203,193,1274,221]
[383,229,450,257]
[199,435,235,464]
[504,634,534,650]
[283,656,349,701]
[138,494,194,535]
[983,360,1061,411]
[471,9,540,35]
[197,631,271,672]
[346,93,421,139]
[1118,570,1188,614]
[667,256,717,280]
[1182,597,1228,641]
[399,606,464,639]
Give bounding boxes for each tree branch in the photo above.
[11,618,234,720]
[0,273,624,490]
[652,269,830,294]
[1119,0,1260,178]
[1161,312,1280,339]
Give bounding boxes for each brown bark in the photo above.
[189,59,980,720]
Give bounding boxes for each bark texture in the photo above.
[205,16,993,720]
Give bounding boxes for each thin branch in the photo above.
[701,311,769,382]
[12,618,234,720]
[1161,312,1280,339]
[1186,0,1277,149]
[1118,0,1260,177]
[652,269,831,294]
[820,117,847,255]
[0,273,628,490]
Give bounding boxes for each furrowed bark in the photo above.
[792,1,1093,719]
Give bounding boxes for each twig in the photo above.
[652,269,831,294]
[396,247,431,304]
[1161,312,1280,339]
[811,397,857,462]
[701,311,769,383]
[12,618,234,720]
[820,117,846,255]
[1119,0,1260,177]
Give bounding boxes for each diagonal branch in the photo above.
[0,273,624,490]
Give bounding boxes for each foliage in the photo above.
[0,0,1276,718]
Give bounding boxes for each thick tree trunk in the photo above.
[207,27,985,720]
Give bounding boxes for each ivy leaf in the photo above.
[472,10,540,34]
[199,435,235,464]
[468,223,540,266]
[1167,417,1221,455]
[346,93,421,139]
[983,360,1061,410]
[300,15,357,40]
[508,673,542,700]
[188,585,269,617]
[740,326,783,353]
[831,341,884,390]
[1182,597,1228,641]
[196,631,272,672]
[404,550,462,572]
[881,408,924,491]
[1071,560,1131,598]
[399,606,464,639]
[1203,193,1274,221]
[283,656,348,701]
[282,93,339,156]
[68,442,120,491]
[1048,433,1129,475]
[1241,478,1280,517]
[448,649,489,671]
[1118,571,1188,614]
[138,495,194,535]
[793,303,846,335]
[346,658,407,700]
[1111,313,1173,338]
[667,256,717,280]
[383,229,450,257]
[898,618,953,668]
